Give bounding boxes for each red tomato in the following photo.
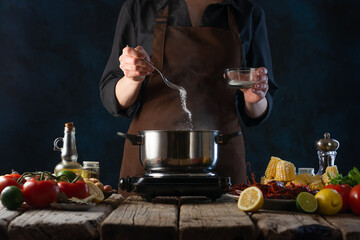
[22,179,59,208]
[58,181,89,199]
[5,173,21,179]
[325,184,352,212]
[4,173,26,183]
[0,176,20,195]
[349,185,360,215]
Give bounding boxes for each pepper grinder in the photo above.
[315,132,339,175]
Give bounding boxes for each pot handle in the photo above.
[215,131,242,144]
[117,132,144,145]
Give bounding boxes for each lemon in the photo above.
[296,192,318,213]
[237,186,264,212]
[315,189,342,215]
[86,181,104,203]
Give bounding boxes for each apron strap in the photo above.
[227,5,241,66]
[227,5,238,34]
[151,4,169,71]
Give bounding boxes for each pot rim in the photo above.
[139,130,220,133]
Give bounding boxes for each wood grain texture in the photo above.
[323,213,360,240]
[0,203,25,240]
[101,196,178,240]
[251,210,342,240]
[102,193,125,209]
[179,199,256,240]
[7,204,113,240]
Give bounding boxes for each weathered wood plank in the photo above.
[323,213,360,240]
[251,210,342,240]
[102,194,125,209]
[7,204,114,240]
[0,203,25,240]
[101,196,178,240]
[179,196,256,240]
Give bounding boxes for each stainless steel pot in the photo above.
[117,130,242,172]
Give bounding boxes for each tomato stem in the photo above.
[72,175,81,183]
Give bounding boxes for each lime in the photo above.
[1,186,24,210]
[56,170,78,182]
[296,192,318,213]
[237,186,264,212]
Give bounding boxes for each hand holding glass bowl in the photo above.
[224,68,258,89]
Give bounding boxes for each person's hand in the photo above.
[242,67,268,103]
[119,46,153,82]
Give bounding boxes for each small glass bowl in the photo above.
[224,68,257,89]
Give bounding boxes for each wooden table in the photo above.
[1,194,360,240]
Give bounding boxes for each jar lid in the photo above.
[315,132,339,152]
[83,161,99,168]
[298,168,315,175]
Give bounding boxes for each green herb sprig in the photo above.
[329,167,360,187]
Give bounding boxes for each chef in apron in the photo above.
[100,0,278,197]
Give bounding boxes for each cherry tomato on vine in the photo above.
[4,173,26,183]
[58,181,89,199]
[22,179,59,208]
[0,176,20,195]
[5,173,26,183]
[5,173,21,180]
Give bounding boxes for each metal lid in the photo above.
[315,132,339,152]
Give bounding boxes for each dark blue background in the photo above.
[1,0,359,188]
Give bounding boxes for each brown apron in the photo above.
[119,3,247,196]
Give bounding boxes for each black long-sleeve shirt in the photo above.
[100,0,278,126]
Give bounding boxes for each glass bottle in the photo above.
[53,122,82,175]
[82,161,100,179]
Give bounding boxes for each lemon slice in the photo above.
[86,181,104,203]
[237,186,264,212]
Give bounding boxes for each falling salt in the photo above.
[178,87,193,130]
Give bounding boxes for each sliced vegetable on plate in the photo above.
[296,192,318,213]
[237,186,264,212]
[85,181,104,203]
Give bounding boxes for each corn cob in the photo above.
[275,160,296,181]
[321,165,339,185]
[265,156,282,178]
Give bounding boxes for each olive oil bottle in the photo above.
[53,122,82,175]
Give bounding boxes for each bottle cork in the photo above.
[65,122,74,130]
